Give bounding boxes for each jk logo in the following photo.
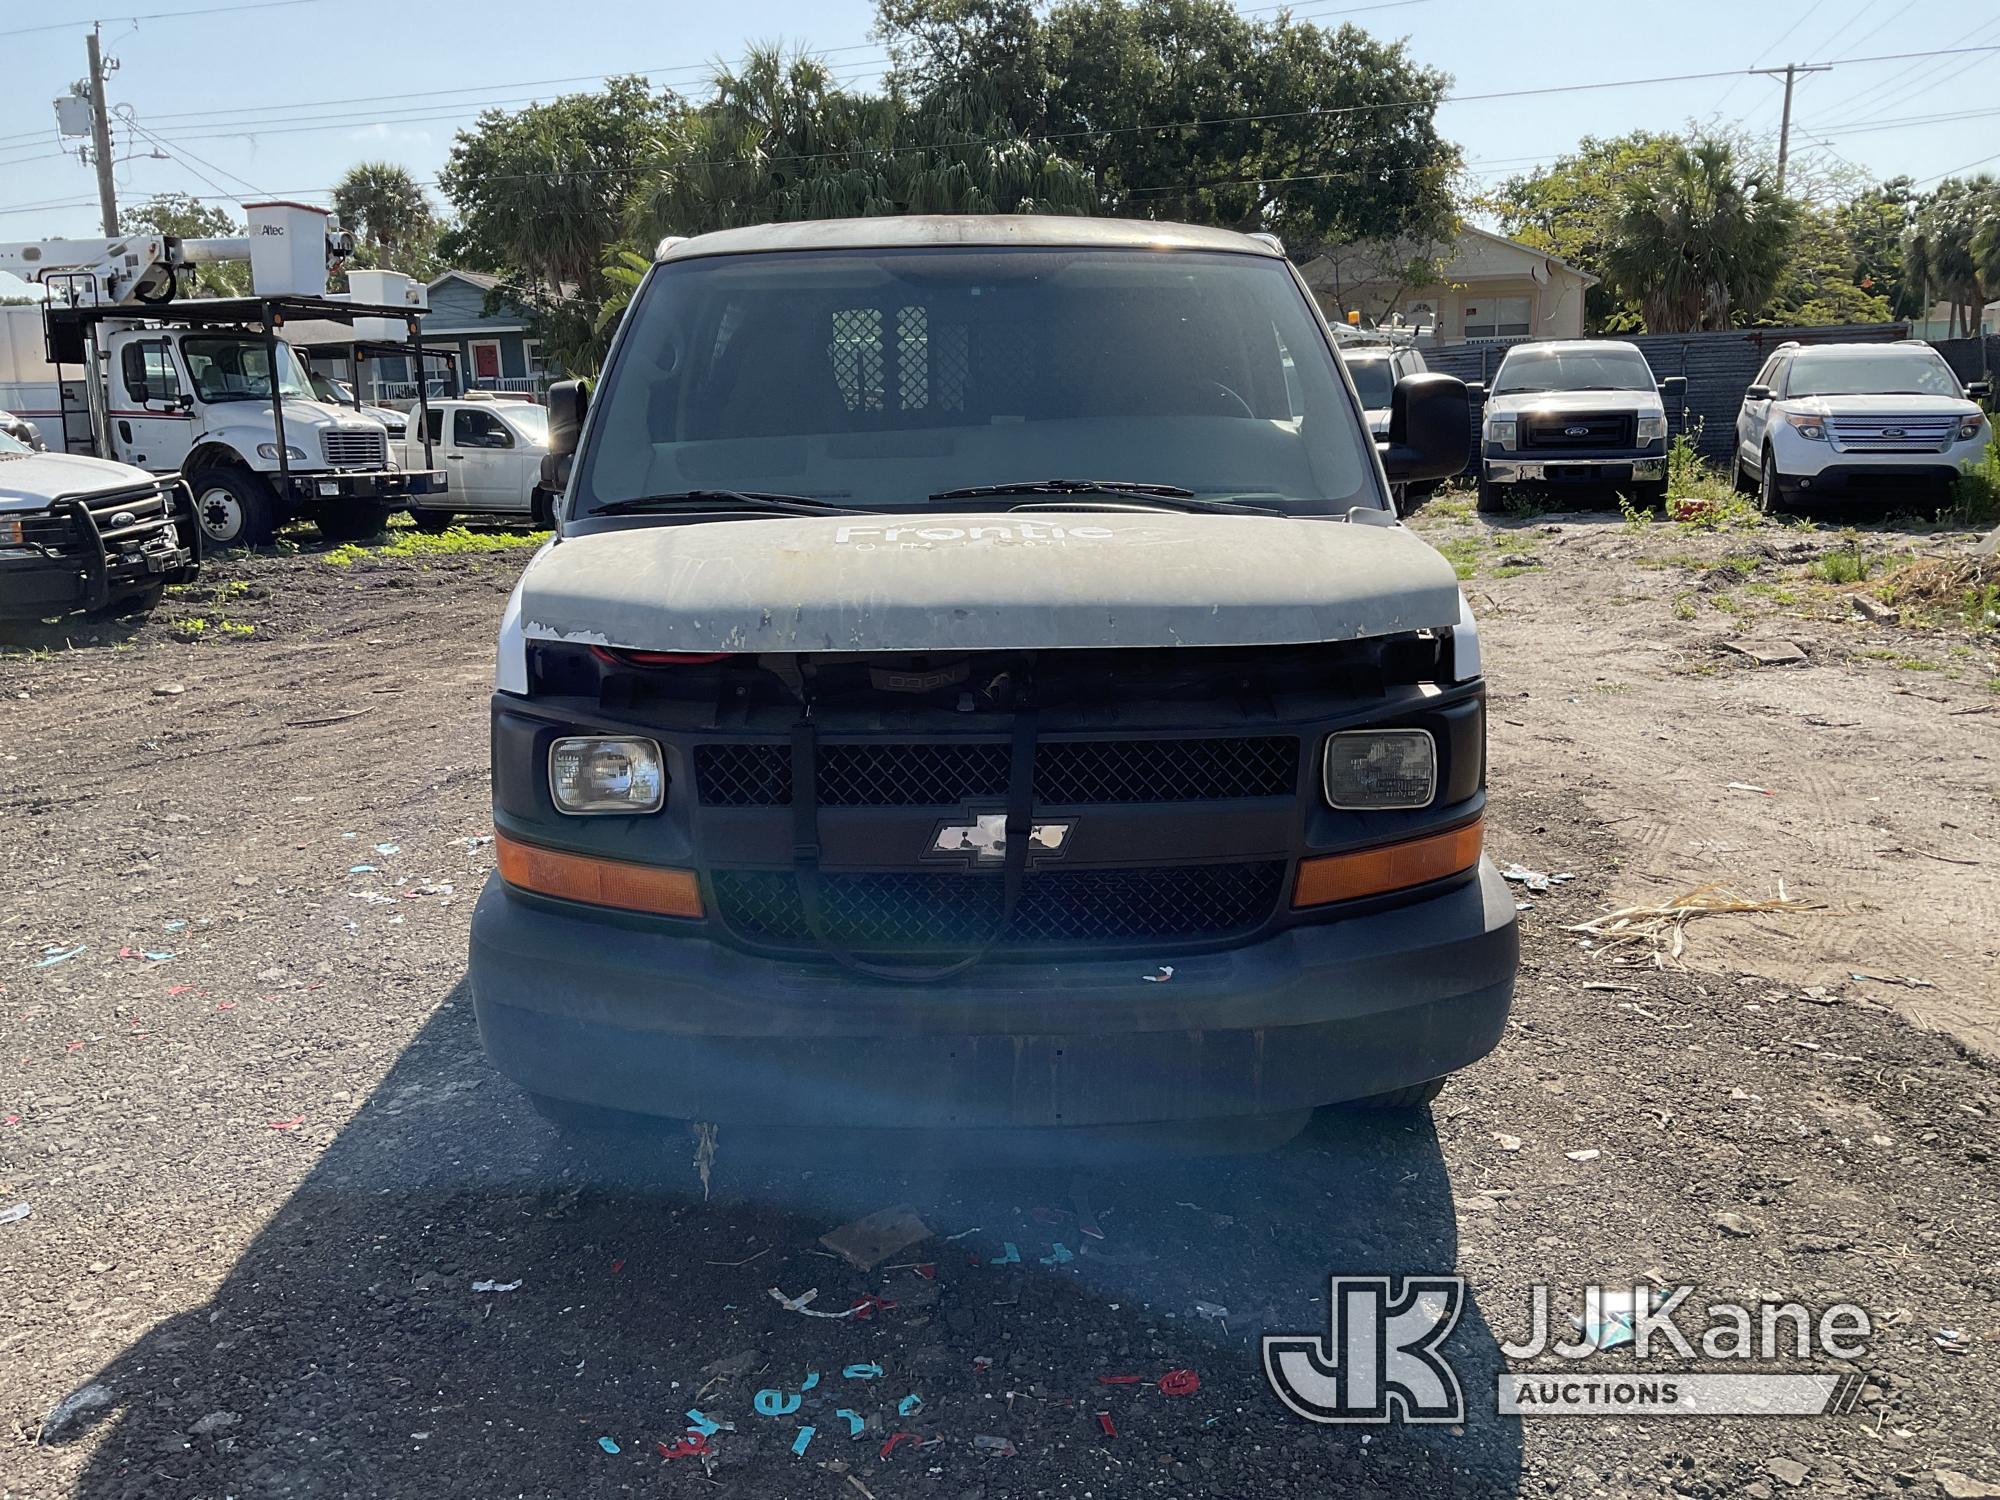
[1262,1276,1466,1425]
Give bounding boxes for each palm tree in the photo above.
[1906,176,1997,338]
[333,162,436,272]
[1602,139,1799,332]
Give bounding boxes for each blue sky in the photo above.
[2,0,1996,269]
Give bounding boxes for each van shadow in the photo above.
[60,981,1524,1498]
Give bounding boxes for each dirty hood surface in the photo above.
[0,449,155,512]
[520,511,1463,652]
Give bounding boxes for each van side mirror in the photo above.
[547,379,588,457]
[1744,384,1773,403]
[1379,373,1470,484]
[1660,374,1687,409]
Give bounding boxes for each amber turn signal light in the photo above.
[496,832,704,919]
[1292,818,1483,908]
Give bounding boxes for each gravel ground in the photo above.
[2,510,1997,1500]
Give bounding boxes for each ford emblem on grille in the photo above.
[928,813,1074,866]
[1881,427,1905,438]
[108,510,136,527]
[1564,425,1591,436]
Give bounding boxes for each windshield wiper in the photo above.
[929,478,1197,501]
[592,489,861,518]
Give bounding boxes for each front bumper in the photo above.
[1484,456,1666,486]
[1768,459,1968,501]
[276,467,446,502]
[469,858,1519,1129]
[0,487,199,619]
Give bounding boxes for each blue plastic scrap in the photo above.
[791,1426,816,1457]
[835,1408,865,1436]
[897,1394,923,1417]
[990,1242,1021,1265]
[800,1372,821,1392]
[597,1436,620,1455]
[349,864,377,874]
[841,1363,884,1381]
[33,945,86,968]
[754,1388,802,1417]
[374,843,401,855]
[1040,1243,1075,1265]
[685,1409,733,1437]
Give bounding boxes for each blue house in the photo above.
[417,270,561,395]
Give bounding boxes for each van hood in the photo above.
[0,449,156,513]
[520,512,1463,653]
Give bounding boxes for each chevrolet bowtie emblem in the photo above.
[929,813,1074,866]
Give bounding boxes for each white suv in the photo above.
[1736,341,1992,512]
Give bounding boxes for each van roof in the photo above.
[653,215,1285,263]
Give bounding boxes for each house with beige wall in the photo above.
[1297,225,1597,342]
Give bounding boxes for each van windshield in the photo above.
[574,246,1374,517]
[182,336,311,404]
[1493,347,1655,395]
[1343,355,1395,409]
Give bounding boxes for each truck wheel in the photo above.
[89,584,164,620]
[1342,1078,1448,1110]
[315,503,396,543]
[1475,476,1506,514]
[1635,481,1669,509]
[410,508,456,534]
[187,467,276,549]
[530,489,555,529]
[1757,449,1788,515]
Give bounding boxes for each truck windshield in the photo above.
[1787,349,1961,398]
[0,429,27,455]
[1493,347,1656,395]
[1343,356,1395,408]
[182,336,311,404]
[575,247,1374,518]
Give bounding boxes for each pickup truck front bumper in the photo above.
[0,483,199,620]
[469,858,1519,1131]
[1483,456,1666,486]
[275,468,446,503]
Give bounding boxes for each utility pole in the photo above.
[1752,62,1832,193]
[85,24,119,235]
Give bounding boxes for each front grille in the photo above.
[80,483,172,545]
[1825,416,1956,453]
[711,861,1285,952]
[693,736,1299,807]
[322,429,387,468]
[1522,412,1634,449]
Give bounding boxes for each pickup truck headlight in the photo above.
[1783,412,1828,441]
[1636,412,1667,443]
[1484,416,1517,451]
[1323,729,1436,810]
[1960,415,1988,443]
[256,443,308,461]
[0,518,22,546]
[550,736,665,814]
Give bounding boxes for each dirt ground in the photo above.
[2,505,1997,1500]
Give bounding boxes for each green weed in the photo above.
[321,525,549,567]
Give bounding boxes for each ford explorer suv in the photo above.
[468,217,1516,1149]
[1735,340,1993,513]
[1,421,198,621]
[1477,339,1683,512]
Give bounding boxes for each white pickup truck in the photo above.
[396,398,556,530]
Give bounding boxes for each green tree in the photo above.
[1754,209,1893,327]
[437,76,681,372]
[1493,132,1685,331]
[876,0,1461,263]
[1832,177,1916,316]
[1601,138,1798,332]
[1905,175,1997,338]
[121,192,249,297]
[332,161,439,277]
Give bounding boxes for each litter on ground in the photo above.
[1501,863,1575,893]
[820,1204,932,1270]
[33,945,86,968]
[0,1201,31,1225]
[791,1426,816,1456]
[597,1436,620,1455]
[1568,882,1825,966]
[471,1279,522,1293]
[38,1382,112,1443]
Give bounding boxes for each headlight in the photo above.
[1960,415,1987,442]
[550,736,665,814]
[1783,412,1827,441]
[256,443,308,461]
[1485,416,1517,451]
[1636,412,1667,443]
[1323,729,1436,810]
[0,518,23,546]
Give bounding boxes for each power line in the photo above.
[11,0,336,40]
[1910,148,2000,188]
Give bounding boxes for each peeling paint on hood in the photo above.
[519,512,1463,653]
